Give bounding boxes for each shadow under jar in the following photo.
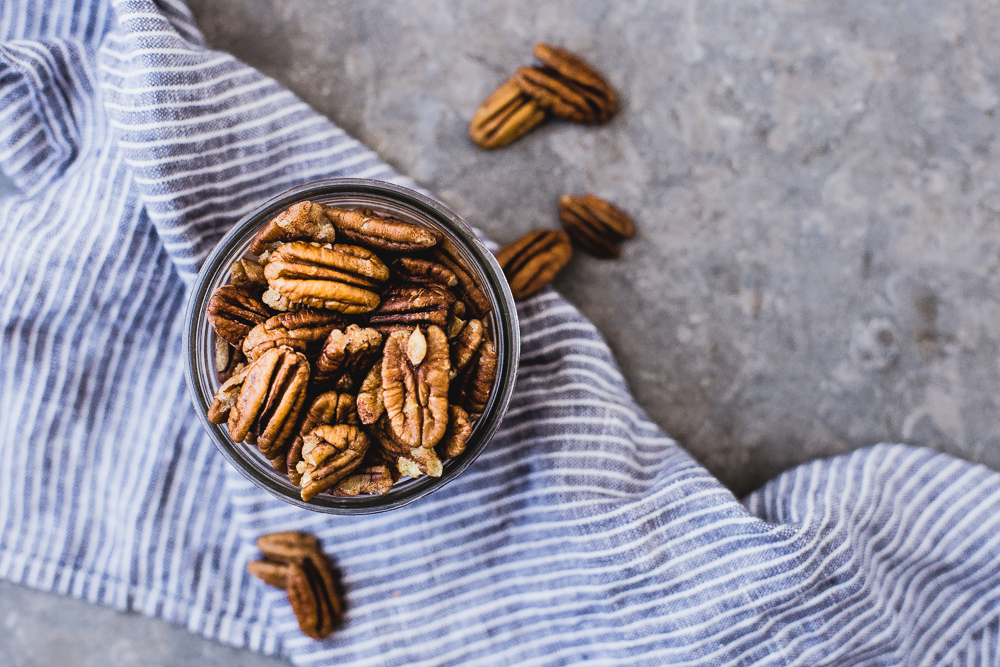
[184,179,519,514]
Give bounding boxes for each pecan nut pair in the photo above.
[382,326,451,452]
[347,326,454,480]
[207,346,310,462]
[246,531,341,640]
[469,43,617,149]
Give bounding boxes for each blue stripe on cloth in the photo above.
[2,1,999,665]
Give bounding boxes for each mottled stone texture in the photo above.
[3,0,1000,663]
[187,0,1000,495]
[0,580,289,667]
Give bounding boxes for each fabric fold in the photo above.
[0,40,89,193]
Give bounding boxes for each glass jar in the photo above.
[183,179,519,514]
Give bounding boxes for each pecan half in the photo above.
[429,242,492,318]
[207,363,249,424]
[469,78,547,149]
[296,424,370,501]
[230,257,268,293]
[262,287,301,312]
[559,194,635,258]
[207,285,271,347]
[243,310,344,362]
[382,326,451,450]
[450,318,485,379]
[332,463,396,496]
[391,257,458,289]
[395,446,443,479]
[286,557,340,640]
[215,337,245,383]
[495,229,573,299]
[321,206,437,252]
[368,284,454,332]
[250,201,337,254]
[453,339,497,417]
[264,241,389,314]
[314,324,383,388]
[332,448,398,496]
[246,560,290,589]
[369,415,444,479]
[257,531,319,561]
[228,346,310,459]
[356,360,385,425]
[438,405,473,459]
[287,391,359,486]
[515,44,617,124]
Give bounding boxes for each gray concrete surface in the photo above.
[3,0,1000,664]
[0,579,288,667]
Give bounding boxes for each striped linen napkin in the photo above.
[2,1,1000,665]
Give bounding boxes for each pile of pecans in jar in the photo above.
[206,202,496,502]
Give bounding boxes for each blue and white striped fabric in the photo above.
[2,1,1000,665]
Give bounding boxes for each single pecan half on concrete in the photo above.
[286,390,359,486]
[469,78,548,149]
[249,201,337,254]
[382,326,451,452]
[515,44,617,124]
[242,309,344,363]
[321,206,437,252]
[296,424,371,501]
[207,284,271,348]
[495,229,573,299]
[263,241,389,314]
[227,346,310,460]
[559,194,635,258]
[314,324,383,389]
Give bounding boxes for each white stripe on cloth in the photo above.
[1,1,999,665]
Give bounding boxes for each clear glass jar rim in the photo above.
[182,178,520,514]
